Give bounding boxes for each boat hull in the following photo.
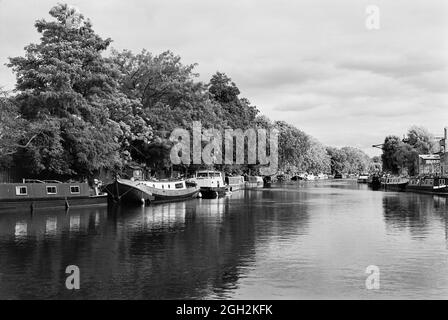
[227,183,244,192]
[103,180,199,204]
[367,176,382,190]
[381,183,408,191]
[406,177,448,195]
[149,187,200,202]
[406,185,448,195]
[199,187,228,199]
[0,195,107,212]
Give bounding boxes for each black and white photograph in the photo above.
[0,0,448,305]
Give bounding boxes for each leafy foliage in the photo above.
[1,3,375,180]
[327,146,372,175]
[381,126,437,175]
[6,4,151,178]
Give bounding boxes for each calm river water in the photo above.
[0,180,447,299]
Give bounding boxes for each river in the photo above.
[0,180,447,299]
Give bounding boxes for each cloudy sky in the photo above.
[1,0,447,156]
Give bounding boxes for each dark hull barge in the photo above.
[0,180,107,212]
[406,176,448,195]
[102,179,200,205]
[381,177,409,191]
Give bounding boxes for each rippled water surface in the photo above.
[0,180,447,299]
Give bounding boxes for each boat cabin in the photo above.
[0,180,93,200]
[139,180,189,190]
[192,171,225,188]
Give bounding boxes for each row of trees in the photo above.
[381,126,438,176]
[0,4,373,180]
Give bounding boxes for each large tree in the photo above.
[381,135,402,174]
[7,4,150,178]
[381,126,437,175]
[274,121,311,174]
[209,72,259,130]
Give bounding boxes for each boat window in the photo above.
[441,179,445,185]
[15,186,28,196]
[175,183,184,189]
[70,186,80,194]
[212,173,221,178]
[47,186,57,194]
[168,184,171,189]
[197,172,209,178]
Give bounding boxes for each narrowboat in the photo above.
[276,174,287,182]
[406,176,448,195]
[357,173,369,183]
[263,176,272,188]
[381,176,409,191]
[190,171,228,199]
[245,176,264,189]
[102,179,200,204]
[367,175,382,190]
[225,176,245,192]
[291,175,304,181]
[334,173,343,179]
[0,179,107,212]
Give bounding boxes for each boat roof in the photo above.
[196,170,221,173]
[419,154,440,160]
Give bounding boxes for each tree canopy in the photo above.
[1,3,376,180]
[381,126,438,175]
[7,3,152,178]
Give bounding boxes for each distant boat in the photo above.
[381,176,409,191]
[263,176,272,188]
[357,173,369,183]
[225,176,245,192]
[406,176,448,195]
[306,174,316,181]
[190,171,228,199]
[276,174,287,182]
[245,176,264,189]
[367,175,381,189]
[103,179,200,204]
[0,179,107,211]
[334,173,343,179]
[316,173,328,180]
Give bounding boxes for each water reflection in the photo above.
[383,193,448,238]
[0,184,447,299]
[45,217,57,236]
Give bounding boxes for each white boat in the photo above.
[245,176,264,189]
[102,179,200,204]
[226,176,245,191]
[357,173,369,183]
[190,171,228,198]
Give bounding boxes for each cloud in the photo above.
[337,52,445,79]
[0,0,447,157]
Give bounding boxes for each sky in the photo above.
[1,0,447,156]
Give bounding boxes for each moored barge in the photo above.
[0,179,107,212]
[367,174,382,190]
[381,176,409,191]
[190,171,228,199]
[103,179,200,204]
[406,176,448,195]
